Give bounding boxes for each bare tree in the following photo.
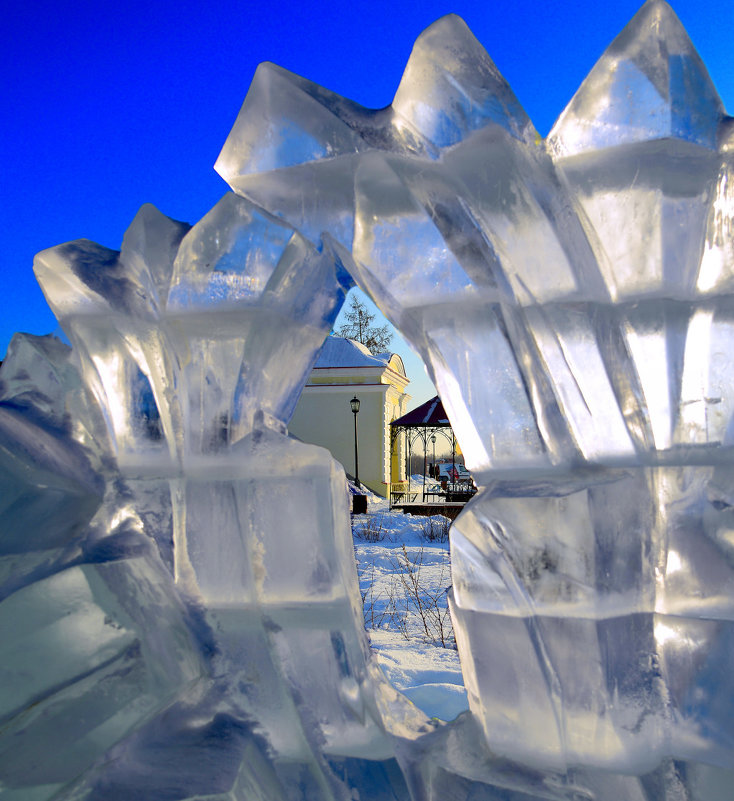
[336,295,392,354]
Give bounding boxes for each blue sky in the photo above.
[3,0,733,403]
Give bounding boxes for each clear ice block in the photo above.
[4,0,734,798]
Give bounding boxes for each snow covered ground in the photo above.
[350,488,469,722]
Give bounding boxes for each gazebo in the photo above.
[389,395,475,510]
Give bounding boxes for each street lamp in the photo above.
[431,434,436,477]
[350,395,360,488]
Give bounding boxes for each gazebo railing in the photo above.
[388,480,419,506]
[389,478,477,507]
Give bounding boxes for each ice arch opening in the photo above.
[3,1,734,799]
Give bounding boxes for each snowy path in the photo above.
[351,493,468,721]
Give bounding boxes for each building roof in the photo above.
[314,337,405,377]
[390,395,449,427]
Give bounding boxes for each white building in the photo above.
[289,337,411,495]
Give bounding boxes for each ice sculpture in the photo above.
[2,0,734,798]
[7,196,439,800]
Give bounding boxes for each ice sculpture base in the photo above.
[452,463,734,775]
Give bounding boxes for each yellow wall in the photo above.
[288,343,410,496]
[289,386,388,495]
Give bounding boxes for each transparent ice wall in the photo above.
[16,194,439,800]
[2,0,734,798]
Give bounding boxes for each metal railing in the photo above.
[389,479,477,506]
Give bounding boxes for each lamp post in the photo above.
[431,434,436,478]
[350,395,360,488]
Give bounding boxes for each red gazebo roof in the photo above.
[390,395,450,427]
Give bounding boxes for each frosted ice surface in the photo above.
[215,62,366,178]
[391,14,535,149]
[698,120,734,294]
[12,193,433,799]
[450,466,734,772]
[0,334,104,558]
[33,205,191,466]
[0,340,204,795]
[33,195,353,464]
[548,2,724,304]
[214,13,535,247]
[547,0,723,156]
[167,192,354,452]
[4,0,734,799]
